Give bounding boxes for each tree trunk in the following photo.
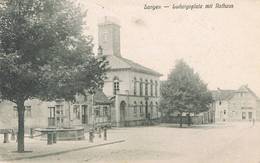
[17,100,25,153]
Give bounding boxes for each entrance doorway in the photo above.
[120,101,126,123]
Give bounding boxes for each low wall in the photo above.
[162,116,212,125]
[111,118,160,127]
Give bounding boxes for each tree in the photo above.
[0,0,108,152]
[160,60,213,127]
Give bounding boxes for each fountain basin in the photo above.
[34,127,85,141]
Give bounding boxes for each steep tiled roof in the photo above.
[237,85,260,100]
[211,85,259,101]
[93,90,111,105]
[211,89,236,101]
[106,55,162,76]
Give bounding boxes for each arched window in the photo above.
[140,78,143,96]
[155,81,158,97]
[113,77,120,95]
[133,101,137,117]
[134,77,137,95]
[145,79,148,96]
[150,80,153,96]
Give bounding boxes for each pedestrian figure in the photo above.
[103,127,107,141]
[89,129,94,143]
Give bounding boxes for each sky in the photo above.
[77,0,260,96]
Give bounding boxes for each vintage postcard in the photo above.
[0,0,259,163]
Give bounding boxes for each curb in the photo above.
[1,140,125,161]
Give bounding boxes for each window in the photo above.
[242,112,246,120]
[150,80,153,96]
[49,107,55,118]
[95,106,100,117]
[140,78,143,96]
[13,106,32,118]
[133,101,137,117]
[145,79,148,96]
[113,77,120,95]
[73,105,80,119]
[56,105,64,115]
[103,106,108,117]
[155,81,158,97]
[134,77,137,95]
[99,107,104,117]
[224,110,226,115]
[25,106,32,117]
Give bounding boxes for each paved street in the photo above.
[1,122,260,163]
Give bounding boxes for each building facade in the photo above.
[212,85,260,122]
[0,99,50,131]
[0,90,111,132]
[98,18,162,127]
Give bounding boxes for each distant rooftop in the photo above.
[211,85,259,101]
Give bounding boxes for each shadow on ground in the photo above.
[158,123,234,130]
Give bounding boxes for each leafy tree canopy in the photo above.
[0,0,108,103]
[0,0,108,152]
[160,60,213,115]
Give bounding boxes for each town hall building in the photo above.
[98,18,162,127]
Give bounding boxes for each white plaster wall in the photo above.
[214,100,229,122]
[103,70,131,96]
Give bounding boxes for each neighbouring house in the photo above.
[0,99,50,132]
[98,17,162,127]
[212,85,260,122]
[0,90,111,132]
[66,90,112,129]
